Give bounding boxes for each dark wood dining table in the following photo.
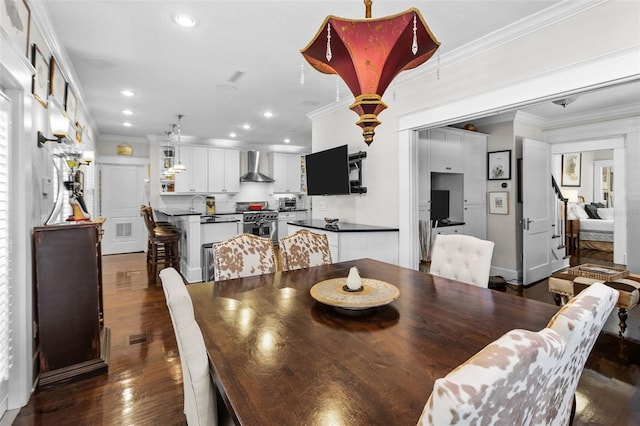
[187,258,560,425]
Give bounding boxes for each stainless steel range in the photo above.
[236,202,279,243]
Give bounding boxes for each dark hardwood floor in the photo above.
[13,250,640,425]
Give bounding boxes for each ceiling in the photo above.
[39,1,638,151]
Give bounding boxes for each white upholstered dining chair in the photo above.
[159,267,217,426]
[212,233,277,281]
[279,229,332,271]
[429,234,495,287]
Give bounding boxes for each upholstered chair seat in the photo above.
[279,229,332,271]
[212,233,277,281]
[429,234,495,287]
[419,328,566,425]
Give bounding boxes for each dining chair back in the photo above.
[212,233,277,281]
[540,282,618,426]
[429,234,495,287]
[418,327,565,425]
[279,229,332,271]
[159,267,217,426]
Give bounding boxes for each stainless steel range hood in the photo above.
[240,150,274,183]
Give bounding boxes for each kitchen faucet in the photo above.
[190,195,206,213]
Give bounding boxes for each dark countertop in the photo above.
[432,220,465,227]
[288,220,399,233]
[155,209,201,217]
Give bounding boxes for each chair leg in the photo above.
[569,393,576,425]
[618,307,628,338]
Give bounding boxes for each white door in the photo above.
[522,138,552,284]
[99,163,146,254]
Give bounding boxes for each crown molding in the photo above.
[397,1,606,88]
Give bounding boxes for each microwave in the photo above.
[278,197,297,211]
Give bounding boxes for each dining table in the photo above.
[187,258,560,425]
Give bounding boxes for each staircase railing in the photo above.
[551,175,568,250]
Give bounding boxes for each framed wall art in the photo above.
[65,83,77,121]
[561,153,582,187]
[489,191,509,214]
[31,43,49,108]
[487,150,511,180]
[0,0,31,57]
[49,55,66,104]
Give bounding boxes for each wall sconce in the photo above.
[82,150,95,165]
[37,110,71,147]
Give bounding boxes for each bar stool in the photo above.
[140,206,181,280]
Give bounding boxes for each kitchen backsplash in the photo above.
[157,182,308,213]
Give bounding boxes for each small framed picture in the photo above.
[0,0,31,57]
[31,44,49,108]
[64,83,77,121]
[489,191,509,214]
[49,55,66,104]
[487,150,511,180]
[561,153,582,187]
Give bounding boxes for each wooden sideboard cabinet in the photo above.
[33,221,110,388]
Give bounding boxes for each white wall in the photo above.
[310,1,640,268]
[309,110,399,226]
[1,4,98,410]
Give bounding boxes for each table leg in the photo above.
[553,293,562,306]
[618,307,628,338]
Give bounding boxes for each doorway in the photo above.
[98,162,147,255]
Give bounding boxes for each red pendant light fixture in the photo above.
[301,0,440,145]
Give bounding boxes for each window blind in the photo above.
[0,96,11,382]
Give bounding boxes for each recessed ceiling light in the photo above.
[174,14,197,27]
[122,109,134,115]
[229,132,237,138]
[242,123,251,130]
[284,138,291,144]
[122,122,133,127]
[120,89,135,97]
[263,111,273,118]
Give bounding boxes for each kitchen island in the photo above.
[155,209,240,282]
[287,220,399,265]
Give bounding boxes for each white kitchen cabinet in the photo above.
[174,145,209,193]
[463,132,488,205]
[429,128,463,173]
[278,211,297,240]
[432,224,464,236]
[270,153,302,193]
[208,148,240,193]
[418,127,488,240]
[288,224,399,265]
[417,131,431,221]
[296,210,310,222]
[202,222,237,244]
[462,131,487,239]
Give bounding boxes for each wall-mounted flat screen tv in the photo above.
[430,190,450,221]
[305,145,351,196]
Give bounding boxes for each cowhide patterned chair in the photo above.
[418,327,566,425]
[418,282,617,426]
[429,234,495,287]
[279,229,332,271]
[541,282,618,426]
[212,233,277,281]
